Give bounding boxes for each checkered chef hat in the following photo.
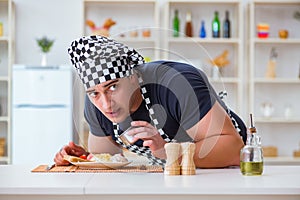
[68,35,145,89]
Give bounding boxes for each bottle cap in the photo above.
[186,12,192,21]
[249,113,257,133]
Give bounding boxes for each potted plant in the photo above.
[36,36,54,66]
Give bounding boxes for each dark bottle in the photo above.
[223,10,231,38]
[212,11,220,38]
[185,11,193,37]
[199,20,206,38]
[173,9,180,37]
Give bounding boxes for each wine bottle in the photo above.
[185,11,193,37]
[212,11,220,38]
[199,20,206,38]
[223,10,231,38]
[173,9,180,37]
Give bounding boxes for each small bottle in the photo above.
[223,10,231,38]
[185,11,193,37]
[199,20,206,38]
[212,11,220,38]
[240,114,264,176]
[173,9,180,37]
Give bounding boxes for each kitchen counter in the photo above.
[0,165,300,200]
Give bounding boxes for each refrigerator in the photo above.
[12,65,73,165]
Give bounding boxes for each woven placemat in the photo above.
[31,164,163,173]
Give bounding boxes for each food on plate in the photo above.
[64,153,128,163]
[63,155,91,163]
[88,153,112,162]
[88,153,128,163]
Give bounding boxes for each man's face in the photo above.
[86,75,140,123]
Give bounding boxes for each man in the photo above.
[54,35,246,168]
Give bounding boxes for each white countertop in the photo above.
[0,165,300,200]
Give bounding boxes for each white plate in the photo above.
[70,161,132,169]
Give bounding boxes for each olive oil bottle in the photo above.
[240,114,264,176]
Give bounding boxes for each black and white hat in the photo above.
[68,35,145,90]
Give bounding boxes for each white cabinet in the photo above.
[163,0,244,117]
[0,0,14,164]
[249,0,300,163]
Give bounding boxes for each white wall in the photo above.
[14,0,82,66]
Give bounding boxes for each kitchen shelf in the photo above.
[248,0,300,163]
[254,78,300,83]
[256,118,300,123]
[164,0,244,116]
[0,77,9,81]
[0,0,14,164]
[0,117,9,121]
[168,37,240,44]
[253,38,300,44]
[264,157,300,165]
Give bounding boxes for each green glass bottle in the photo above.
[240,114,264,176]
[212,11,220,38]
[173,9,180,37]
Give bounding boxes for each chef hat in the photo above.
[68,35,145,90]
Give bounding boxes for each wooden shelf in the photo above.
[0,76,9,81]
[256,118,300,123]
[254,78,300,84]
[253,38,300,44]
[111,37,156,43]
[168,37,240,44]
[264,157,300,165]
[0,117,9,122]
[209,77,240,83]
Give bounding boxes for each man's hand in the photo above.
[54,141,89,166]
[128,121,167,159]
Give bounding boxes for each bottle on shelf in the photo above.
[173,9,180,37]
[199,20,206,38]
[223,10,231,38]
[212,11,220,38]
[240,114,264,176]
[185,11,193,37]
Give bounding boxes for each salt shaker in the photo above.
[164,143,181,175]
[180,142,196,175]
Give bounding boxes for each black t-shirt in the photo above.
[84,61,247,146]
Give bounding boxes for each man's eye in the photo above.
[88,92,98,98]
[109,85,117,91]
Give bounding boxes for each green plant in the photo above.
[36,36,54,53]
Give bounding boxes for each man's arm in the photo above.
[186,101,244,168]
[88,133,122,155]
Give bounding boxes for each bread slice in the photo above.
[63,155,91,163]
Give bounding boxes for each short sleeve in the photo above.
[150,61,217,131]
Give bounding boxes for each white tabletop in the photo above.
[0,165,300,200]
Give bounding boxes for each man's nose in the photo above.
[100,94,113,109]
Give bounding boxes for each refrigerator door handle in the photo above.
[14,104,68,109]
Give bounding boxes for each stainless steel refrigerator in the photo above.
[12,65,73,165]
